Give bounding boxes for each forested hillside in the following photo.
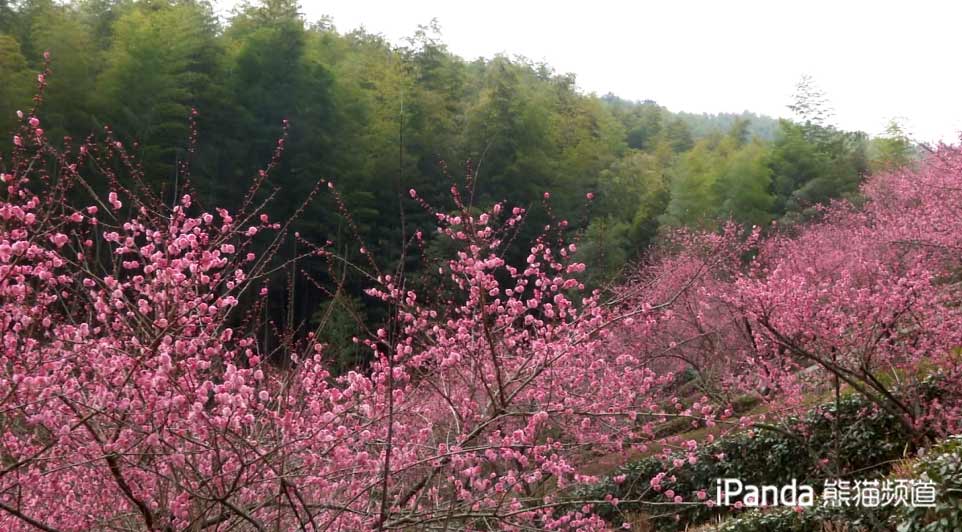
[0,1,920,353]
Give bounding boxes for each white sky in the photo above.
[223,0,962,143]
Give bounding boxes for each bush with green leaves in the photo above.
[715,435,962,532]
[579,390,930,530]
[897,435,962,532]
[715,502,894,532]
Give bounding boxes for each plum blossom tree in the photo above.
[620,140,962,444]
[598,141,962,527]
[0,67,715,531]
[726,144,962,438]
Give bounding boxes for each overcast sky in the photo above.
[222,0,962,143]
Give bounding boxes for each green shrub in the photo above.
[896,435,962,532]
[580,392,921,531]
[708,434,962,532]
[715,499,904,532]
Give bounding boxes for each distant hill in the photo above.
[675,110,782,141]
[598,95,782,143]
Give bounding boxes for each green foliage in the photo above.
[677,110,781,142]
[28,3,98,138]
[897,436,962,532]
[870,120,917,173]
[312,294,368,374]
[625,103,663,150]
[662,139,720,228]
[596,150,668,246]
[715,503,889,532]
[0,1,15,35]
[663,117,695,153]
[579,390,927,531]
[0,33,31,132]
[661,127,775,230]
[714,434,962,532]
[96,1,221,187]
[768,119,867,220]
[714,140,774,227]
[575,216,631,287]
